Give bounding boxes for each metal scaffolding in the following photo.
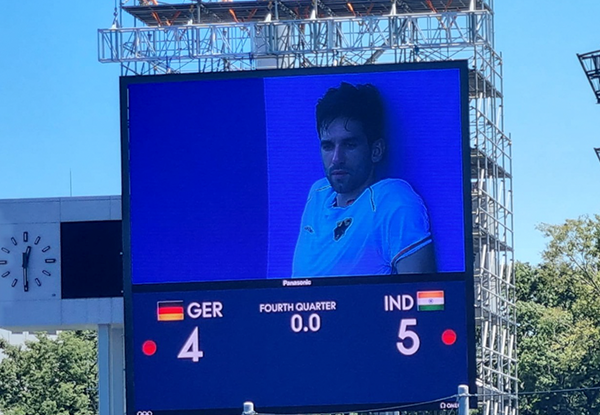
[98,1,516,413]
[578,49,600,104]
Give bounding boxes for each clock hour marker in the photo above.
[11,279,17,287]
[10,237,17,246]
[23,232,28,242]
[42,246,51,253]
[2,271,10,277]
[35,278,42,286]
[0,260,7,265]
[45,258,56,263]
[42,270,51,276]
[2,247,10,254]
[34,236,41,245]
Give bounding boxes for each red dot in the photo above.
[142,340,157,356]
[442,329,457,345]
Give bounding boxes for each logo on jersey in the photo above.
[334,218,353,241]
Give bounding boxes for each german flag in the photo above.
[157,301,184,321]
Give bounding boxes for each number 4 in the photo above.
[178,327,204,362]
[397,319,420,356]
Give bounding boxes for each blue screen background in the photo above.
[132,281,469,412]
[128,68,466,284]
[129,79,269,283]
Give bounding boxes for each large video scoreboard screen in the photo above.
[122,61,475,415]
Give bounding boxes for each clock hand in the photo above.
[22,246,31,292]
[22,246,31,268]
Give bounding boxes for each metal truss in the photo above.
[98,1,516,413]
[99,10,495,74]
[470,49,517,415]
[577,49,600,104]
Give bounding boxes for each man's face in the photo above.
[320,117,380,197]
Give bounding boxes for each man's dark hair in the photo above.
[316,82,385,145]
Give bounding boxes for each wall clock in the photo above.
[0,230,57,292]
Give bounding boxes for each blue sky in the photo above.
[0,1,598,265]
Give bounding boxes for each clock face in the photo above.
[0,225,59,299]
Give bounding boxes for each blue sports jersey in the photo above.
[291,178,432,277]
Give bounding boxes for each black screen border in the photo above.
[120,61,476,414]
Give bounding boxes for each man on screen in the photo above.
[291,82,435,277]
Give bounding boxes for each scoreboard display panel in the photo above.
[121,61,475,415]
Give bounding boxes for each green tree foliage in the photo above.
[517,215,600,415]
[0,330,98,415]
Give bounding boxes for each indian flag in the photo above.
[417,291,444,311]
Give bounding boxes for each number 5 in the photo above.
[397,319,420,356]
